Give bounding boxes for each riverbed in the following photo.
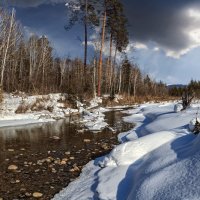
[0,110,134,199]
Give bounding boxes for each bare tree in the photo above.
[0,8,22,87]
[0,9,15,86]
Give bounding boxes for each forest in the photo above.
[169,80,200,98]
[0,1,168,102]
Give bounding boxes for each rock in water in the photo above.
[8,165,18,170]
[52,136,60,140]
[8,149,14,152]
[60,160,67,165]
[32,192,43,198]
[84,139,91,143]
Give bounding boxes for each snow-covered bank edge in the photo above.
[53,102,199,200]
[0,92,178,130]
[0,94,120,130]
[0,93,81,129]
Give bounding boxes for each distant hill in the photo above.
[167,84,187,89]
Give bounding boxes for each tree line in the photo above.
[0,5,168,101]
[169,80,200,98]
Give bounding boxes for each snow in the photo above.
[174,103,183,112]
[101,131,177,167]
[0,93,111,132]
[189,117,200,131]
[126,134,200,200]
[0,93,79,128]
[0,94,111,132]
[88,97,102,109]
[53,102,200,200]
[82,107,109,132]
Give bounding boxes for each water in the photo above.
[0,110,134,199]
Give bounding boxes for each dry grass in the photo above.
[0,87,3,104]
[102,95,179,107]
[57,94,78,109]
[31,97,46,111]
[15,102,30,114]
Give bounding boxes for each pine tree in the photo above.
[65,0,99,71]
[97,0,129,96]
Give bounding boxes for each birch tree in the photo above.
[0,8,22,87]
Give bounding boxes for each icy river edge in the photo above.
[0,93,135,199]
[53,101,200,200]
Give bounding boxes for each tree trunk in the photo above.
[111,46,117,95]
[118,66,122,95]
[93,58,96,98]
[84,0,88,79]
[133,72,138,101]
[109,33,113,93]
[98,10,106,97]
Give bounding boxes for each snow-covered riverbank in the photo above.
[0,93,111,130]
[0,93,79,128]
[53,102,200,200]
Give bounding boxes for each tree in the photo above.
[97,0,129,97]
[0,8,22,88]
[98,7,107,97]
[65,0,99,71]
[28,34,39,91]
[181,89,194,111]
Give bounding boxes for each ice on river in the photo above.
[82,107,109,131]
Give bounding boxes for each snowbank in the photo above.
[0,93,79,128]
[101,131,177,168]
[53,102,200,200]
[126,134,200,200]
[0,94,112,131]
[174,103,183,112]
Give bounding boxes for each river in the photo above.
[0,110,134,199]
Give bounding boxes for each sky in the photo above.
[2,0,200,84]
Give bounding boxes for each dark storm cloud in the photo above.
[123,0,200,55]
[14,3,85,57]
[1,0,66,7]
[4,0,200,58]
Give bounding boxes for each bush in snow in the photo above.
[181,90,194,111]
[193,120,200,134]
[174,103,183,112]
[57,94,78,109]
[189,118,200,132]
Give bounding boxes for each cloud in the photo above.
[134,42,148,50]
[153,47,159,51]
[123,0,200,58]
